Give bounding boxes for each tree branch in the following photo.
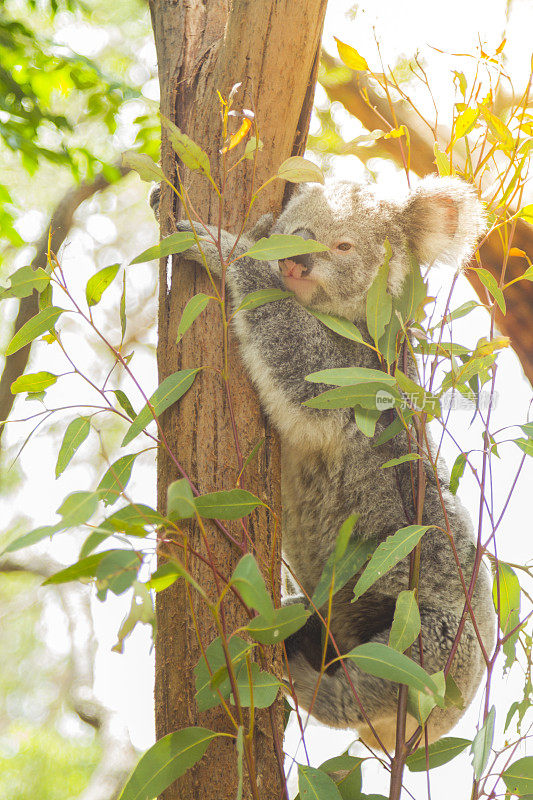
[0,166,129,444]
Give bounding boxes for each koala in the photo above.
[152,177,495,751]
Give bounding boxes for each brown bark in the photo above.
[320,51,533,385]
[0,166,128,444]
[149,2,327,798]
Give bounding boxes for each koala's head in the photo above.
[271,177,486,319]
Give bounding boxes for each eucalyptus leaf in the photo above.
[56,417,91,478]
[352,525,430,602]
[122,369,199,446]
[176,293,211,342]
[121,150,164,182]
[86,263,120,307]
[11,371,57,394]
[243,234,328,261]
[344,642,438,696]
[194,489,263,520]
[246,604,310,644]
[6,307,64,356]
[406,737,471,772]
[117,728,220,800]
[277,156,325,184]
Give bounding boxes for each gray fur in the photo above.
[160,177,494,750]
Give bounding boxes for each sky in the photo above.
[2,0,533,798]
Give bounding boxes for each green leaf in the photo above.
[57,490,100,526]
[176,293,211,342]
[306,367,395,386]
[130,232,198,265]
[167,478,196,520]
[373,413,412,447]
[514,437,533,457]
[100,504,165,535]
[194,489,263,520]
[194,636,252,711]
[95,549,139,596]
[354,405,381,437]
[276,156,325,184]
[122,369,199,446]
[318,754,363,799]
[303,383,400,410]
[492,562,520,666]
[470,706,495,779]
[43,551,110,585]
[395,370,441,417]
[97,454,138,507]
[3,524,62,554]
[389,590,421,652]
[86,263,120,307]
[120,272,127,342]
[0,265,50,299]
[352,525,430,601]
[396,254,427,324]
[520,422,533,438]
[5,307,64,356]
[56,417,91,478]
[233,661,280,708]
[117,727,220,800]
[243,234,328,261]
[435,300,480,329]
[502,757,533,797]
[298,764,343,800]
[231,554,275,619]
[335,37,369,71]
[381,453,421,469]
[449,453,467,494]
[80,532,110,559]
[244,137,263,160]
[234,288,293,313]
[366,241,392,345]
[407,669,446,723]
[406,737,471,771]
[147,563,183,592]
[113,389,137,420]
[311,538,374,611]
[121,150,164,182]
[11,371,57,394]
[246,604,310,644]
[344,642,438,696]
[160,116,211,175]
[334,514,359,561]
[476,268,506,315]
[308,310,365,343]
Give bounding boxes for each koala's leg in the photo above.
[285,607,484,752]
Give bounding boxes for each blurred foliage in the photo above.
[0,0,159,256]
[0,723,100,800]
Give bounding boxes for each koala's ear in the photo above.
[401,177,486,267]
[248,212,275,241]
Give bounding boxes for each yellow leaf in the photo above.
[384,125,407,140]
[474,336,510,357]
[453,108,479,142]
[509,248,527,259]
[478,106,514,151]
[221,117,252,153]
[335,37,368,71]
[434,143,451,176]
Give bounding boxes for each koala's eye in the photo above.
[336,242,353,252]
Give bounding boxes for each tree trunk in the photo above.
[149,2,328,798]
